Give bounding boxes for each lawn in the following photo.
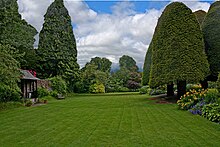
[0,93,219,146]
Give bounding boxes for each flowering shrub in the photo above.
[177,89,207,110]
[186,84,203,92]
[189,100,205,115]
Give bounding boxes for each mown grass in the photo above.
[0,93,219,146]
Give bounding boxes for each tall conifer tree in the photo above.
[202,1,220,83]
[37,0,79,87]
[0,0,37,66]
[149,2,209,98]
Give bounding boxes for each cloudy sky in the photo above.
[17,0,214,69]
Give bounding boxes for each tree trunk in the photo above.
[167,83,174,97]
[177,80,186,99]
[200,79,208,90]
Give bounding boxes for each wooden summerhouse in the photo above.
[20,70,39,98]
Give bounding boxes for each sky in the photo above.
[17,0,214,69]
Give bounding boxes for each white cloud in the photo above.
[17,0,211,69]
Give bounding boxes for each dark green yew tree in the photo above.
[194,10,206,26]
[202,1,220,82]
[149,2,209,98]
[0,0,37,67]
[142,42,152,86]
[37,0,79,85]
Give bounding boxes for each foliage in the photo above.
[139,86,149,94]
[202,1,220,79]
[0,0,37,65]
[0,84,21,103]
[80,64,109,93]
[186,84,203,92]
[49,76,67,94]
[25,99,33,107]
[202,103,220,123]
[0,44,21,88]
[119,55,138,72]
[37,87,49,98]
[36,0,79,84]
[149,2,209,88]
[194,10,206,26]
[189,100,205,115]
[0,102,23,111]
[88,57,112,73]
[50,90,59,98]
[216,73,220,92]
[208,81,217,89]
[203,89,219,104]
[177,89,207,110]
[126,80,140,90]
[142,43,152,86]
[89,83,105,93]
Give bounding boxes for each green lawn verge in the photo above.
[0,93,219,146]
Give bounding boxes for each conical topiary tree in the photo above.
[202,1,220,85]
[142,42,152,86]
[37,0,79,88]
[149,2,209,98]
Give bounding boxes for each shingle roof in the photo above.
[20,70,40,80]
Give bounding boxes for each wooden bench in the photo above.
[57,94,65,100]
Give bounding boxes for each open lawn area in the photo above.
[0,93,220,146]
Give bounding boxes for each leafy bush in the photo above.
[0,84,21,102]
[208,82,217,89]
[186,84,203,92]
[0,102,23,111]
[139,86,149,94]
[50,90,58,98]
[203,89,219,104]
[25,99,33,107]
[37,87,49,98]
[202,103,220,123]
[89,83,105,93]
[49,76,67,94]
[149,89,166,95]
[177,89,207,110]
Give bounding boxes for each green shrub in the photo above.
[139,86,149,94]
[204,89,219,104]
[0,102,23,111]
[50,90,58,98]
[89,83,105,93]
[208,82,217,89]
[49,76,67,94]
[186,84,203,92]
[177,89,207,110]
[202,103,220,123]
[37,87,49,98]
[25,99,33,107]
[0,84,21,102]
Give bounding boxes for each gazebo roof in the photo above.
[20,70,40,80]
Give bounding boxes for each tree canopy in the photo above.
[37,0,79,83]
[119,55,138,72]
[202,1,220,80]
[88,57,112,73]
[149,2,209,89]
